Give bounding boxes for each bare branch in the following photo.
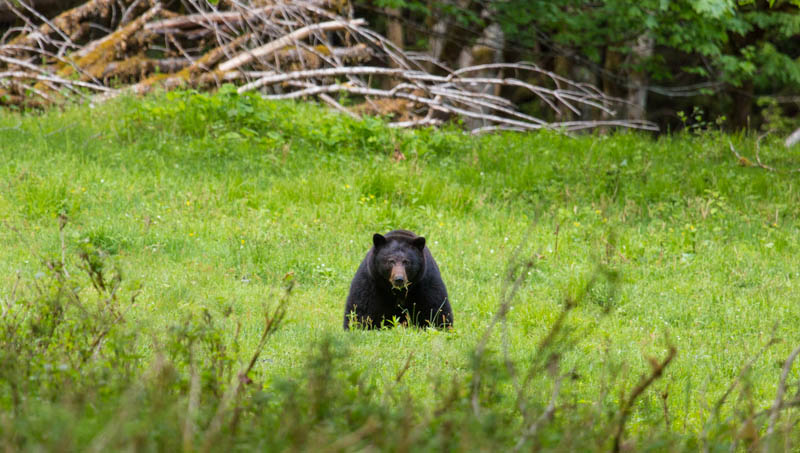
[767,344,800,438]
[613,346,677,453]
[218,19,366,72]
[0,70,114,92]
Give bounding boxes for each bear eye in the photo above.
[388,259,396,266]
[402,259,410,265]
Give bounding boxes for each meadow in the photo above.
[1,88,799,451]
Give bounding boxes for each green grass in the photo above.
[1,88,800,450]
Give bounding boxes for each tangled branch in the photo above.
[1,0,658,133]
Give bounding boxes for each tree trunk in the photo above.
[600,47,623,124]
[730,80,754,129]
[456,17,505,129]
[428,17,448,71]
[383,7,403,88]
[626,33,653,121]
[554,54,572,121]
[385,7,403,52]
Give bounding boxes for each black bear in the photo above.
[343,230,453,329]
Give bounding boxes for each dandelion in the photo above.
[186,200,191,206]
[438,222,444,227]
[345,184,351,189]
[595,209,601,215]
[241,239,245,245]
[573,221,581,227]
[189,232,195,237]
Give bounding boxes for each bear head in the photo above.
[371,233,426,291]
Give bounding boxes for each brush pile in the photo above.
[0,0,657,133]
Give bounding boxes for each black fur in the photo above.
[343,230,453,329]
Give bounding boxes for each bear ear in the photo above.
[412,236,426,250]
[373,233,387,248]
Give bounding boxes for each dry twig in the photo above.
[613,346,677,453]
[767,344,800,439]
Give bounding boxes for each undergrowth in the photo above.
[1,226,799,451]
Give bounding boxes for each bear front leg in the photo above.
[344,277,380,330]
[415,282,453,328]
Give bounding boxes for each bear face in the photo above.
[371,233,426,290]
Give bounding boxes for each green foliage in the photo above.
[2,93,800,449]
[489,0,800,88]
[0,245,140,413]
[355,0,800,127]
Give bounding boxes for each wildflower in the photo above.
[573,221,581,227]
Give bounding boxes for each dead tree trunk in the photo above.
[383,6,403,88]
[731,80,754,129]
[456,14,505,129]
[626,33,653,121]
[554,53,572,121]
[601,47,623,123]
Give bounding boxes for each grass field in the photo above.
[1,89,800,450]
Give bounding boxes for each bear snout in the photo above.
[390,267,407,288]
